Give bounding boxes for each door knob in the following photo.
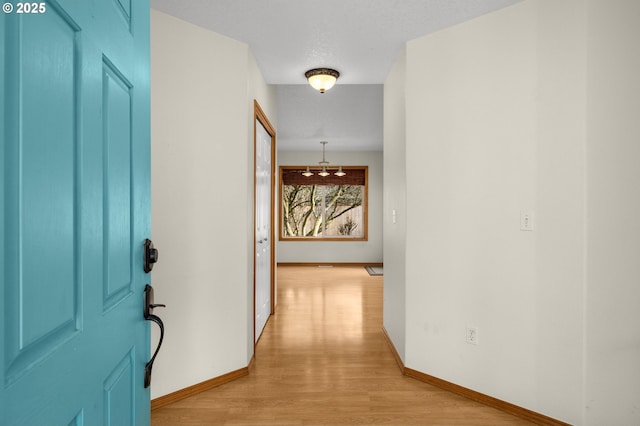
[143,239,159,273]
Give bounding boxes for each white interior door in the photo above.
[255,113,273,342]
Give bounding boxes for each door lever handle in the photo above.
[144,284,166,388]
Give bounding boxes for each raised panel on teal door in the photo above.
[3,0,81,387]
[103,56,134,312]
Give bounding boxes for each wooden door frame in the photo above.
[253,99,276,346]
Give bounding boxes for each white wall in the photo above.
[382,48,407,362]
[585,0,640,423]
[386,0,640,424]
[535,0,586,420]
[405,0,548,416]
[277,151,383,264]
[150,9,275,399]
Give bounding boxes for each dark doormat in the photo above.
[365,266,383,276]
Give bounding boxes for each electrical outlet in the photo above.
[466,326,478,345]
[520,211,534,231]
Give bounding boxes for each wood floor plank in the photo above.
[152,266,533,425]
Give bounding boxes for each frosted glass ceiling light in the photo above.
[302,166,313,177]
[305,68,340,94]
[334,166,346,177]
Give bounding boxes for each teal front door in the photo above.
[1,0,151,424]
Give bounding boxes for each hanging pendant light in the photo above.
[317,141,331,176]
[319,166,330,177]
[302,141,346,178]
[305,68,340,94]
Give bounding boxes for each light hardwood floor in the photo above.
[151,265,533,425]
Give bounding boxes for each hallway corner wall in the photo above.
[584,0,640,423]
[382,47,407,362]
[149,9,276,400]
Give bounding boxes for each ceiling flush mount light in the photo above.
[305,68,340,94]
[302,141,346,177]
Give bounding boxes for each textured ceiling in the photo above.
[150,0,523,85]
[150,0,523,151]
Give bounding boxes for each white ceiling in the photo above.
[277,85,383,151]
[150,0,523,151]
